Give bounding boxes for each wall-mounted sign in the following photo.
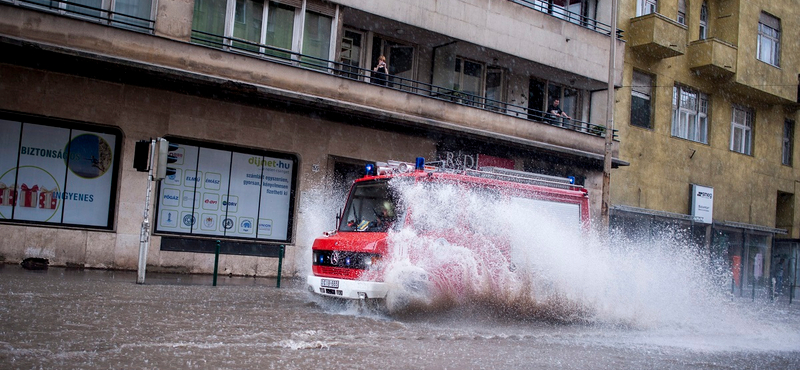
[0,117,120,229]
[154,139,297,243]
[691,184,714,224]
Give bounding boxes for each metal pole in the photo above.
[213,240,220,286]
[276,245,285,288]
[600,0,619,234]
[137,139,157,284]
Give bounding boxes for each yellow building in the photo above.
[614,0,800,294]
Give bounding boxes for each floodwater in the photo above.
[1,265,799,369]
[3,179,800,369]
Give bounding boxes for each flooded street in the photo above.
[1,265,799,369]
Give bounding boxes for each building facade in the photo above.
[0,0,625,276]
[613,0,800,295]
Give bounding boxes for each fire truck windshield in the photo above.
[339,180,398,232]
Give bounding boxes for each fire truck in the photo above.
[306,158,590,302]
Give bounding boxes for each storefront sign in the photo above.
[691,184,714,224]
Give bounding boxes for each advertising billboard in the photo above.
[0,118,120,228]
[154,139,297,243]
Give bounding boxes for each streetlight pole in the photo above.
[601,0,619,234]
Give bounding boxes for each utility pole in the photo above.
[601,0,619,234]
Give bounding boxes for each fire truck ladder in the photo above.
[465,166,583,191]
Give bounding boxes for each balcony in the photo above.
[190,30,614,140]
[687,38,737,79]
[628,13,686,59]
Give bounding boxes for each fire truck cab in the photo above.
[306,158,590,301]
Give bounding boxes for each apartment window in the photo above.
[192,0,335,64]
[636,0,657,16]
[783,120,794,166]
[528,79,580,122]
[757,12,780,67]
[672,85,708,143]
[20,0,154,31]
[455,58,484,104]
[699,1,708,39]
[338,29,363,80]
[730,105,753,155]
[631,71,653,129]
[677,0,686,24]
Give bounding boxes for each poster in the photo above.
[155,141,296,242]
[0,119,118,228]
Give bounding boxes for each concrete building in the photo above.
[612,0,800,295]
[0,0,625,276]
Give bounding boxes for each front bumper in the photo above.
[306,275,388,300]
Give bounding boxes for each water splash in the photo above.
[375,180,800,342]
[299,178,800,351]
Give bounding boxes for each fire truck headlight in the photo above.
[364,255,382,270]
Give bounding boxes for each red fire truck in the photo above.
[306,158,590,302]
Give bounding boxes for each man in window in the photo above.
[547,99,571,126]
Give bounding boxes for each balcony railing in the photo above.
[4,0,155,34]
[510,0,622,38]
[191,29,615,139]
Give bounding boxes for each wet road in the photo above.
[1,265,799,369]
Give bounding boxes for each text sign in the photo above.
[691,184,714,224]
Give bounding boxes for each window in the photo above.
[783,120,794,166]
[455,58,484,105]
[677,0,686,25]
[636,0,657,16]
[730,105,753,155]
[671,85,708,143]
[631,71,653,129]
[527,79,581,122]
[699,1,708,39]
[154,138,298,242]
[0,114,122,229]
[757,12,780,66]
[192,0,336,64]
[302,11,333,68]
[338,29,364,80]
[20,0,154,31]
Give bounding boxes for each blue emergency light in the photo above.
[568,176,575,184]
[415,157,425,170]
[365,163,375,176]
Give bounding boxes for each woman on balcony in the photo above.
[372,55,388,86]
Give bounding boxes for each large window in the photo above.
[631,71,653,129]
[192,0,336,64]
[730,105,753,155]
[0,114,121,229]
[17,0,154,31]
[528,79,580,123]
[757,12,780,67]
[783,119,794,166]
[154,139,298,242]
[672,85,708,143]
[636,0,657,16]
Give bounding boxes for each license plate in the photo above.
[320,279,339,289]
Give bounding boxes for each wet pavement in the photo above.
[1,264,800,369]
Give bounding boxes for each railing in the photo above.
[510,0,623,38]
[192,30,615,139]
[5,0,155,34]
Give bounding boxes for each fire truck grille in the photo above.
[313,250,379,270]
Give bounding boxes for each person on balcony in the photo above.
[547,99,571,126]
[372,55,388,86]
